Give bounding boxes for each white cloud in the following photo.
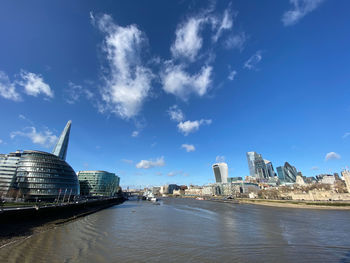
[18,70,53,98]
[244,51,262,70]
[177,119,212,136]
[181,144,196,152]
[94,14,153,119]
[136,156,165,169]
[212,7,234,42]
[343,132,350,139]
[282,0,324,26]
[216,155,225,162]
[0,139,3,144]
[167,170,183,177]
[131,131,139,137]
[162,63,212,100]
[228,70,237,81]
[65,82,93,104]
[311,166,319,170]
[325,152,341,161]
[224,32,247,51]
[171,17,204,61]
[168,105,184,122]
[0,71,21,101]
[10,127,58,148]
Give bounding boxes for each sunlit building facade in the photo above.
[276,162,298,183]
[0,120,80,201]
[78,171,120,197]
[212,163,228,183]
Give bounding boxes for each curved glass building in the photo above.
[0,121,80,201]
[78,171,120,197]
[14,150,79,201]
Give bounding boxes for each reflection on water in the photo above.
[1,198,350,262]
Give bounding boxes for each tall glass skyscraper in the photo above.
[0,121,80,201]
[276,162,298,183]
[212,163,228,183]
[246,152,275,180]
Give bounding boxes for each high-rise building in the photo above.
[264,160,276,178]
[52,120,71,161]
[246,152,274,180]
[0,121,80,201]
[276,162,298,183]
[78,171,120,197]
[212,163,228,183]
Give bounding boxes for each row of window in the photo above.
[16,183,78,189]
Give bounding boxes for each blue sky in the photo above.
[0,0,350,188]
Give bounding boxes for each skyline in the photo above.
[1,0,350,187]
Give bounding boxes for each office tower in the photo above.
[246,152,272,180]
[52,120,71,161]
[276,162,298,183]
[212,163,228,183]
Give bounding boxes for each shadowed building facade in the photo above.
[212,163,228,183]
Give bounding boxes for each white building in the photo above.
[212,163,228,183]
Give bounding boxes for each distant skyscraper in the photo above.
[277,162,298,183]
[52,120,71,161]
[212,163,228,183]
[246,152,273,180]
[264,160,276,178]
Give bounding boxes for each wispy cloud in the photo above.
[18,70,54,98]
[181,144,196,152]
[168,105,185,122]
[10,126,58,148]
[178,119,212,136]
[93,13,153,119]
[282,0,324,26]
[228,70,237,81]
[136,156,165,169]
[325,152,341,161]
[65,82,93,104]
[244,50,262,70]
[343,132,350,139]
[0,71,21,101]
[224,32,247,51]
[0,139,3,144]
[212,7,235,43]
[311,166,319,170]
[171,17,205,61]
[216,155,225,162]
[131,131,139,137]
[161,62,212,100]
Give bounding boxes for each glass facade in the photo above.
[0,151,21,197]
[0,121,80,201]
[78,171,120,197]
[277,162,298,183]
[13,151,79,201]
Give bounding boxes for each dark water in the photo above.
[1,198,350,262]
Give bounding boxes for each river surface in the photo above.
[1,198,350,262]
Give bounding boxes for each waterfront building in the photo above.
[78,171,120,197]
[212,163,228,183]
[0,121,80,201]
[295,175,306,185]
[317,174,336,185]
[0,151,21,197]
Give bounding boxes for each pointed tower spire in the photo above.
[52,120,72,161]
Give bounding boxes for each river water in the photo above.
[1,198,350,262]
